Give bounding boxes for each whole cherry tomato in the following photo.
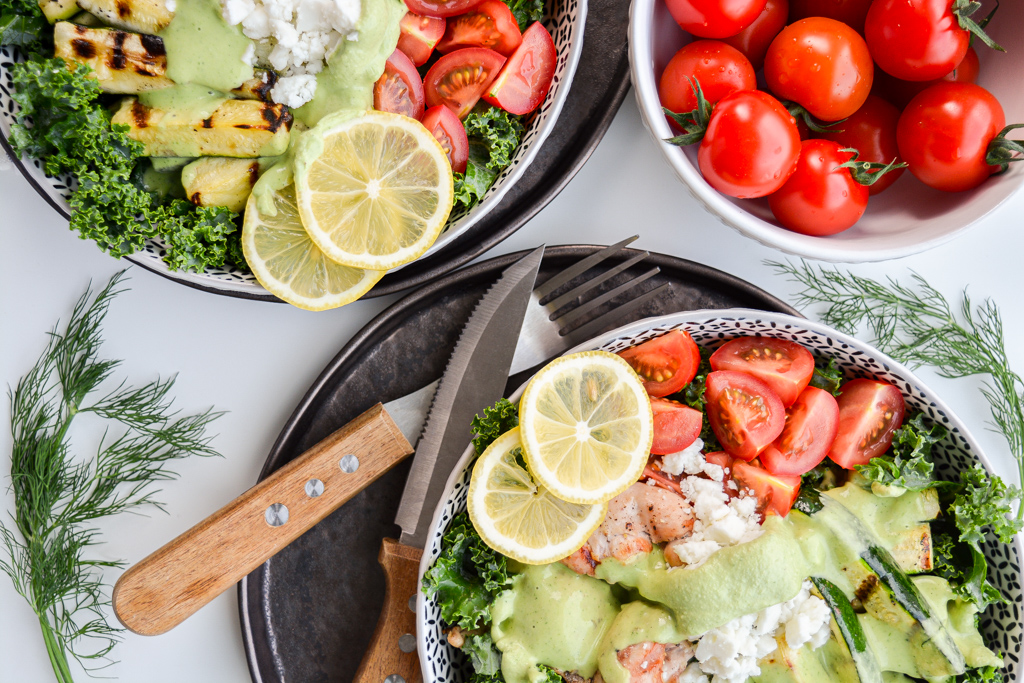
[698,90,801,198]
[765,17,873,121]
[720,0,788,71]
[897,82,1006,192]
[659,40,756,116]
[768,140,868,236]
[821,95,904,195]
[865,0,969,82]
[664,0,767,39]
[872,46,980,109]
[788,0,871,34]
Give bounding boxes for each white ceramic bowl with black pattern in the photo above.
[416,309,1023,683]
[628,0,1024,263]
[0,0,585,297]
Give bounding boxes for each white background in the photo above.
[2,92,1023,683]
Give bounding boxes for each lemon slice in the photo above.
[242,184,384,311]
[518,351,654,504]
[467,427,607,564]
[293,110,454,271]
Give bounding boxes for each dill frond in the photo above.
[770,260,1024,522]
[1,271,222,682]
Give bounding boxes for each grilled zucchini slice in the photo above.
[40,0,79,22]
[231,69,277,102]
[55,22,172,94]
[112,97,293,157]
[76,0,173,34]
[181,157,277,211]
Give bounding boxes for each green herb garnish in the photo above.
[0,272,221,682]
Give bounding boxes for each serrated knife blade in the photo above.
[394,245,544,549]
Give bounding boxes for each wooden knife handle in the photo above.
[355,539,425,683]
[112,404,414,636]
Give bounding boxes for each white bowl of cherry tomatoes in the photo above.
[628,0,1024,262]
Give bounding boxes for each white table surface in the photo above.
[2,92,1023,683]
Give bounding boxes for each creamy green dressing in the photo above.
[597,602,685,683]
[158,0,253,91]
[138,83,228,121]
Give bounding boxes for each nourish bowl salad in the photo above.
[423,330,1020,683]
[0,0,557,309]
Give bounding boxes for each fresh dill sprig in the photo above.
[0,271,222,682]
[769,260,1024,523]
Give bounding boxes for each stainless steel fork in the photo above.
[384,237,671,443]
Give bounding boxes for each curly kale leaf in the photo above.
[669,347,720,451]
[471,398,519,455]
[500,0,543,31]
[950,465,1023,547]
[464,634,503,677]
[0,12,45,48]
[156,200,241,273]
[809,357,844,395]
[957,665,1005,683]
[70,169,158,256]
[932,531,1005,611]
[463,106,525,171]
[453,161,498,211]
[856,413,945,491]
[422,512,511,630]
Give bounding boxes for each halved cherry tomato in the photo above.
[732,461,800,516]
[665,0,767,39]
[618,330,701,398]
[709,337,814,407]
[437,0,521,56]
[720,0,788,71]
[760,386,839,476]
[643,463,683,495]
[482,21,555,115]
[865,0,969,82]
[658,40,756,117]
[821,94,904,195]
[788,0,870,34]
[650,398,703,455]
[398,12,446,66]
[425,47,506,118]
[764,17,873,122]
[374,49,425,120]
[405,0,483,19]
[705,371,786,461]
[704,451,733,473]
[698,90,801,198]
[422,105,469,173]
[828,378,906,469]
[768,140,868,237]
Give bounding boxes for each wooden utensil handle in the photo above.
[112,404,414,636]
[355,539,424,683]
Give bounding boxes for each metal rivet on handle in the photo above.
[399,634,416,653]
[385,675,405,683]
[407,595,416,612]
[339,454,359,473]
[305,479,324,498]
[265,503,289,527]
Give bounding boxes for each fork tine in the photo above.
[533,236,639,300]
[557,267,661,330]
[544,251,650,315]
[562,282,673,345]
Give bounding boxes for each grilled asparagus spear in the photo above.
[180,157,278,212]
[76,0,174,35]
[55,22,173,93]
[112,97,292,157]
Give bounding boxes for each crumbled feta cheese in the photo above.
[666,470,762,569]
[242,43,256,66]
[672,662,709,683]
[165,0,176,10]
[662,439,706,476]
[222,0,360,107]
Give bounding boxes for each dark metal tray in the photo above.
[237,245,799,683]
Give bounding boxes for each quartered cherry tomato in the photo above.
[720,0,788,71]
[483,22,556,115]
[658,40,756,116]
[618,330,701,398]
[650,398,703,455]
[425,47,506,118]
[760,386,839,476]
[422,105,468,173]
[768,140,868,236]
[373,49,425,120]
[405,0,483,19]
[698,90,801,198]
[897,82,1006,192]
[398,12,446,66]
[865,0,969,82]
[709,336,814,407]
[788,0,871,34]
[821,94,904,195]
[705,371,786,461]
[764,17,873,122]
[731,461,800,516]
[828,378,905,469]
[436,0,522,56]
[665,0,767,39]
